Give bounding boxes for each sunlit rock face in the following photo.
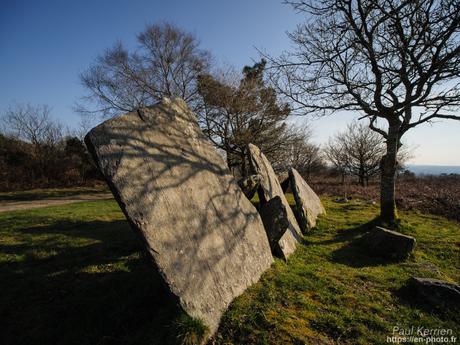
[289,168,326,233]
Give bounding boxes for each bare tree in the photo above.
[270,0,460,224]
[324,137,349,184]
[1,103,62,147]
[1,103,64,180]
[326,122,386,186]
[197,60,296,176]
[79,22,211,117]
[274,125,325,179]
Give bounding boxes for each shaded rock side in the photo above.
[361,226,416,260]
[85,98,273,337]
[259,196,290,258]
[408,277,460,310]
[278,171,290,193]
[289,168,325,232]
[237,174,261,200]
[247,143,302,259]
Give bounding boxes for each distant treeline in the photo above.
[0,133,101,191]
[0,103,411,192]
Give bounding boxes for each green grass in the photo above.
[0,194,458,344]
[0,200,189,345]
[0,186,109,202]
[215,198,460,344]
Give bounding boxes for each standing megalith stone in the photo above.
[85,98,273,339]
[247,143,302,259]
[289,168,326,232]
[259,196,290,258]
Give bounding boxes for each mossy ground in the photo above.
[215,197,459,344]
[0,190,458,344]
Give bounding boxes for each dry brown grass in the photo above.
[308,174,460,222]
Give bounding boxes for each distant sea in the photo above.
[406,165,460,176]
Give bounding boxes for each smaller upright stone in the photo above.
[289,168,325,232]
[259,196,290,258]
[237,174,262,200]
[248,144,302,259]
[361,226,416,260]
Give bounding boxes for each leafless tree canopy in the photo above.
[2,103,62,147]
[0,104,99,189]
[79,22,211,117]
[325,122,412,186]
[273,125,325,179]
[269,0,460,223]
[272,0,460,132]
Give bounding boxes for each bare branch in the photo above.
[79,22,212,119]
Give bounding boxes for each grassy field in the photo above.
[0,186,108,202]
[0,191,458,344]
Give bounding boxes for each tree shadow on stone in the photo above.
[84,100,273,339]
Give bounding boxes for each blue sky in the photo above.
[1,0,459,165]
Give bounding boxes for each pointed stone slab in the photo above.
[248,143,302,259]
[85,98,273,338]
[289,168,325,232]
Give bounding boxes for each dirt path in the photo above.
[0,193,114,213]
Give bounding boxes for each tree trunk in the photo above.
[359,161,365,186]
[226,155,236,177]
[380,122,401,225]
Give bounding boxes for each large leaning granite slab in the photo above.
[248,143,302,259]
[289,168,325,232]
[85,98,273,338]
